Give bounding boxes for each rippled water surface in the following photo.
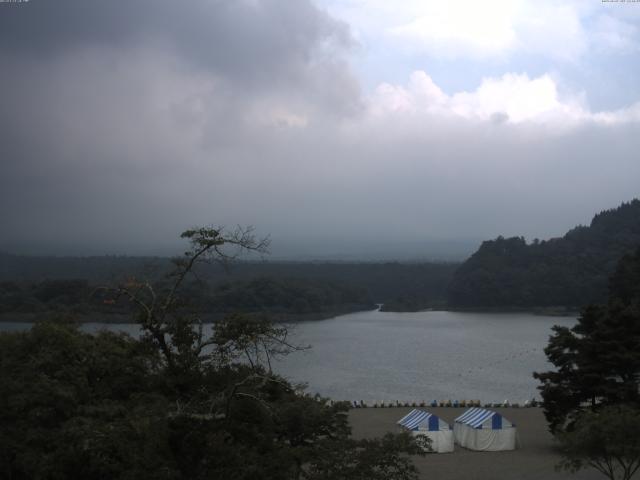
[0,310,575,403]
[275,309,576,404]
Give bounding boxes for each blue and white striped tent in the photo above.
[397,409,454,453]
[453,408,517,451]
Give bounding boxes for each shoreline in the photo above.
[379,306,580,317]
[0,305,579,324]
[441,306,580,317]
[0,306,378,324]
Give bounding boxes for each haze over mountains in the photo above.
[2,199,639,314]
[263,237,480,262]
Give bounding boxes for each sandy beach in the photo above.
[349,407,607,480]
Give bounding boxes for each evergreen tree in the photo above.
[449,199,640,308]
[534,247,640,433]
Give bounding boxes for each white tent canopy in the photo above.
[453,407,518,451]
[397,409,454,453]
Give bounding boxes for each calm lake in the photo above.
[0,309,575,404]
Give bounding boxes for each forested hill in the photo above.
[448,199,640,308]
[0,255,458,315]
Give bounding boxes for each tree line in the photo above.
[449,199,640,309]
[0,276,375,320]
[0,256,457,316]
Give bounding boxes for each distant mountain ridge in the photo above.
[448,199,640,308]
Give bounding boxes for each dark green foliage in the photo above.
[0,279,92,314]
[3,320,424,480]
[0,263,457,316]
[0,322,166,479]
[449,199,640,308]
[206,277,374,314]
[32,279,89,304]
[0,227,425,479]
[0,253,458,311]
[557,405,640,480]
[304,433,426,480]
[534,247,640,433]
[610,249,640,306]
[0,276,373,318]
[0,253,167,284]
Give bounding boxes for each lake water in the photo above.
[0,309,575,404]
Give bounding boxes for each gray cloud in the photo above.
[0,0,351,84]
[0,0,639,258]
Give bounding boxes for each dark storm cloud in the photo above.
[0,0,364,255]
[0,0,639,257]
[0,0,351,88]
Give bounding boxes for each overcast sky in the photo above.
[1,0,639,258]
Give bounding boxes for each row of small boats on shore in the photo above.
[346,398,538,408]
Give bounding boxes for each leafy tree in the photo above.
[1,226,425,480]
[304,433,427,480]
[557,405,640,480]
[0,321,166,479]
[533,246,640,433]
